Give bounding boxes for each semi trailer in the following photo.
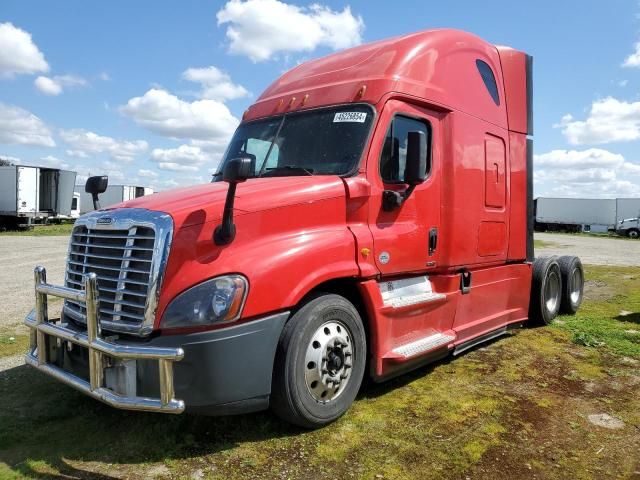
[0,165,76,229]
[534,197,616,233]
[78,184,154,214]
[24,29,584,428]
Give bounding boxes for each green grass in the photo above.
[0,334,29,359]
[552,265,640,358]
[0,265,638,479]
[533,238,556,248]
[0,223,73,236]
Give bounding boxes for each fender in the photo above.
[155,195,360,327]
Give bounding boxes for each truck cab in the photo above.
[617,217,640,238]
[24,29,584,428]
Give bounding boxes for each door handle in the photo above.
[429,227,438,256]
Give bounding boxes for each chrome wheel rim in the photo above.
[304,320,353,403]
[545,270,560,313]
[570,268,582,304]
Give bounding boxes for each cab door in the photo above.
[367,100,443,275]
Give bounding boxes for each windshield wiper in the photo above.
[261,166,315,177]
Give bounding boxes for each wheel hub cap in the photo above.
[304,320,353,403]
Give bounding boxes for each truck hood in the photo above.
[112,176,347,229]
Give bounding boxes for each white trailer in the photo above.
[79,185,154,214]
[534,197,616,233]
[0,165,77,228]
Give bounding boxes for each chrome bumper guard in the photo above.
[24,266,185,413]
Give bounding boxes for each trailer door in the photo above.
[17,167,39,214]
[56,170,77,216]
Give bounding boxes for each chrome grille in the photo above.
[62,209,173,337]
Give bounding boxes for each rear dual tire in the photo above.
[530,256,562,325]
[558,255,584,314]
[530,255,584,325]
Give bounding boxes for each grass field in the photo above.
[0,223,74,237]
[0,265,638,479]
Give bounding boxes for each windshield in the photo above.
[214,105,374,179]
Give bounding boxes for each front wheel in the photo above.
[271,293,366,428]
[628,229,639,239]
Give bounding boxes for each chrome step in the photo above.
[391,333,455,359]
[386,291,446,308]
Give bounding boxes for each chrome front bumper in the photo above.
[24,266,185,413]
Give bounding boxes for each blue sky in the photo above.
[1,0,640,197]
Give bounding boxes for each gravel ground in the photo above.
[535,232,640,266]
[0,236,68,331]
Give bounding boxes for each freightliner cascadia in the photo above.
[24,29,584,428]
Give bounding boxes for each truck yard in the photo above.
[4,0,640,478]
[0,232,638,479]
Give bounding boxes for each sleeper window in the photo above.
[476,59,500,106]
[380,115,431,183]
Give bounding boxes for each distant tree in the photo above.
[0,157,15,166]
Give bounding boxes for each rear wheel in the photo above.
[558,256,584,314]
[529,257,562,325]
[271,293,366,428]
[628,229,639,239]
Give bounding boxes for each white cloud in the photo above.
[182,66,249,101]
[216,0,364,62]
[120,88,239,141]
[623,42,640,67]
[60,129,148,161]
[0,103,55,147]
[151,144,208,165]
[556,97,640,145]
[534,148,640,198]
[0,22,48,78]
[39,155,68,168]
[138,169,159,178]
[150,144,223,172]
[157,162,199,172]
[34,74,86,96]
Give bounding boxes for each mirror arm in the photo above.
[91,193,101,211]
[382,184,416,212]
[214,182,238,245]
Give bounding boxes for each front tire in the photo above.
[271,293,366,428]
[628,228,639,239]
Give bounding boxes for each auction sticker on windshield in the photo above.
[333,112,367,123]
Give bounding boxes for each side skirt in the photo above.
[453,322,523,356]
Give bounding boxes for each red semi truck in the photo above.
[25,29,584,428]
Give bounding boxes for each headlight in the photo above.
[160,275,248,329]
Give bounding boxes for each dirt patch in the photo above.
[584,279,616,301]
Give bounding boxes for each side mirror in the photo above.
[214,157,254,245]
[403,131,427,185]
[85,175,108,210]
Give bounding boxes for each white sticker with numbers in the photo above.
[333,112,367,123]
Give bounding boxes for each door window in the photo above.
[380,115,431,183]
